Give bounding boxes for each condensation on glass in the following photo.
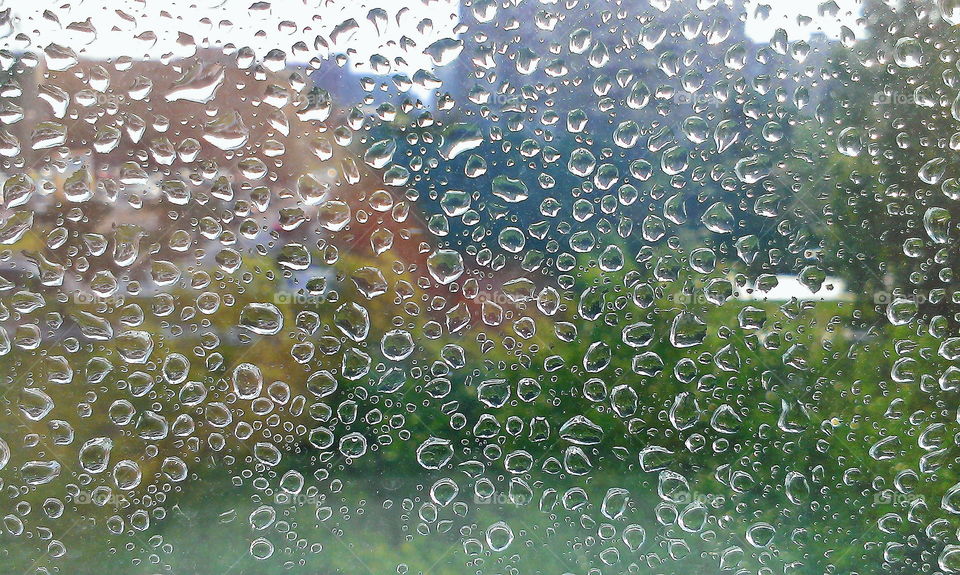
[0,0,958,573]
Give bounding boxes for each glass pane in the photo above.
[1,0,959,573]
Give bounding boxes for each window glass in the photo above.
[1,0,959,573]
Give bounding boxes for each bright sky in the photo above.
[739,275,849,301]
[2,0,864,73]
[2,0,461,73]
[743,0,865,43]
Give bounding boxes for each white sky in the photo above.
[1,0,864,73]
[1,0,460,73]
[743,0,865,43]
[740,275,849,301]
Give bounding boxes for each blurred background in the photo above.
[0,0,958,573]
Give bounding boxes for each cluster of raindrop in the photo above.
[0,0,960,573]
